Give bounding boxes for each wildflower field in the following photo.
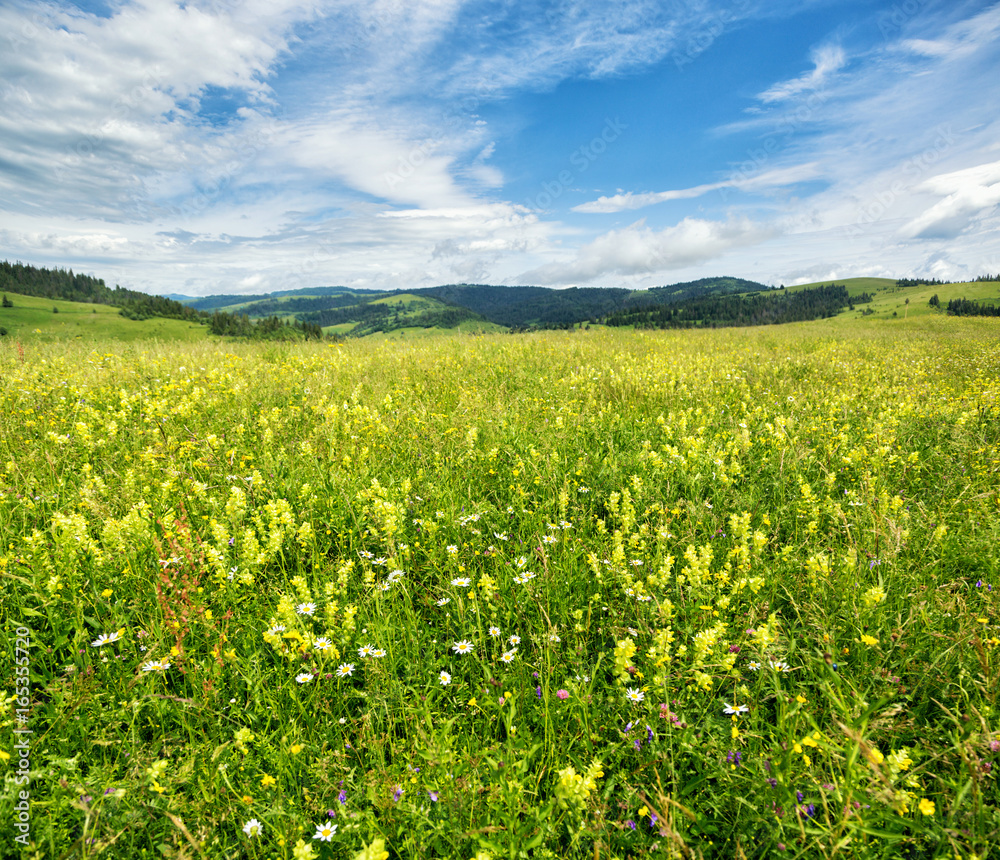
[2,318,1000,859]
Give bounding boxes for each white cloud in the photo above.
[898,160,1000,239]
[572,163,823,213]
[517,216,778,285]
[757,44,846,103]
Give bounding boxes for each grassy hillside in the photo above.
[0,291,209,342]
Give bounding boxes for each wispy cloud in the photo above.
[572,163,823,213]
[757,44,846,103]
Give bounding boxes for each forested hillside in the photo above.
[604,283,865,329]
[0,261,202,322]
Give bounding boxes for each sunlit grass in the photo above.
[1,318,999,859]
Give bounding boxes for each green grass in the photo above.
[0,291,209,342]
[1,316,1000,859]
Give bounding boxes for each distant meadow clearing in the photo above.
[2,319,999,859]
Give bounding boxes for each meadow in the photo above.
[1,317,999,859]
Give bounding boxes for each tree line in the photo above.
[0,260,203,322]
[208,310,325,340]
[602,284,863,329]
[942,297,1000,317]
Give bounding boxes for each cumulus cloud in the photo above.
[517,216,778,285]
[898,160,1000,239]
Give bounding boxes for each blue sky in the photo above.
[1,0,999,296]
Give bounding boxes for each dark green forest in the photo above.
[603,284,867,329]
[944,297,1000,317]
[0,260,202,322]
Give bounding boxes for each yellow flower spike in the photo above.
[353,838,389,860]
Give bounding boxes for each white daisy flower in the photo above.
[313,637,332,652]
[436,597,451,606]
[625,688,645,703]
[508,635,521,646]
[358,644,375,659]
[313,822,337,841]
[296,602,317,616]
[335,663,354,678]
[451,577,471,588]
[723,702,749,715]
[372,648,386,658]
[488,626,501,638]
[501,649,517,664]
[91,631,122,648]
[452,640,474,655]
[243,819,263,837]
[295,672,314,684]
[439,671,451,686]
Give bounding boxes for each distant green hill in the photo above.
[604,283,859,330]
[6,257,997,342]
[0,260,202,322]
